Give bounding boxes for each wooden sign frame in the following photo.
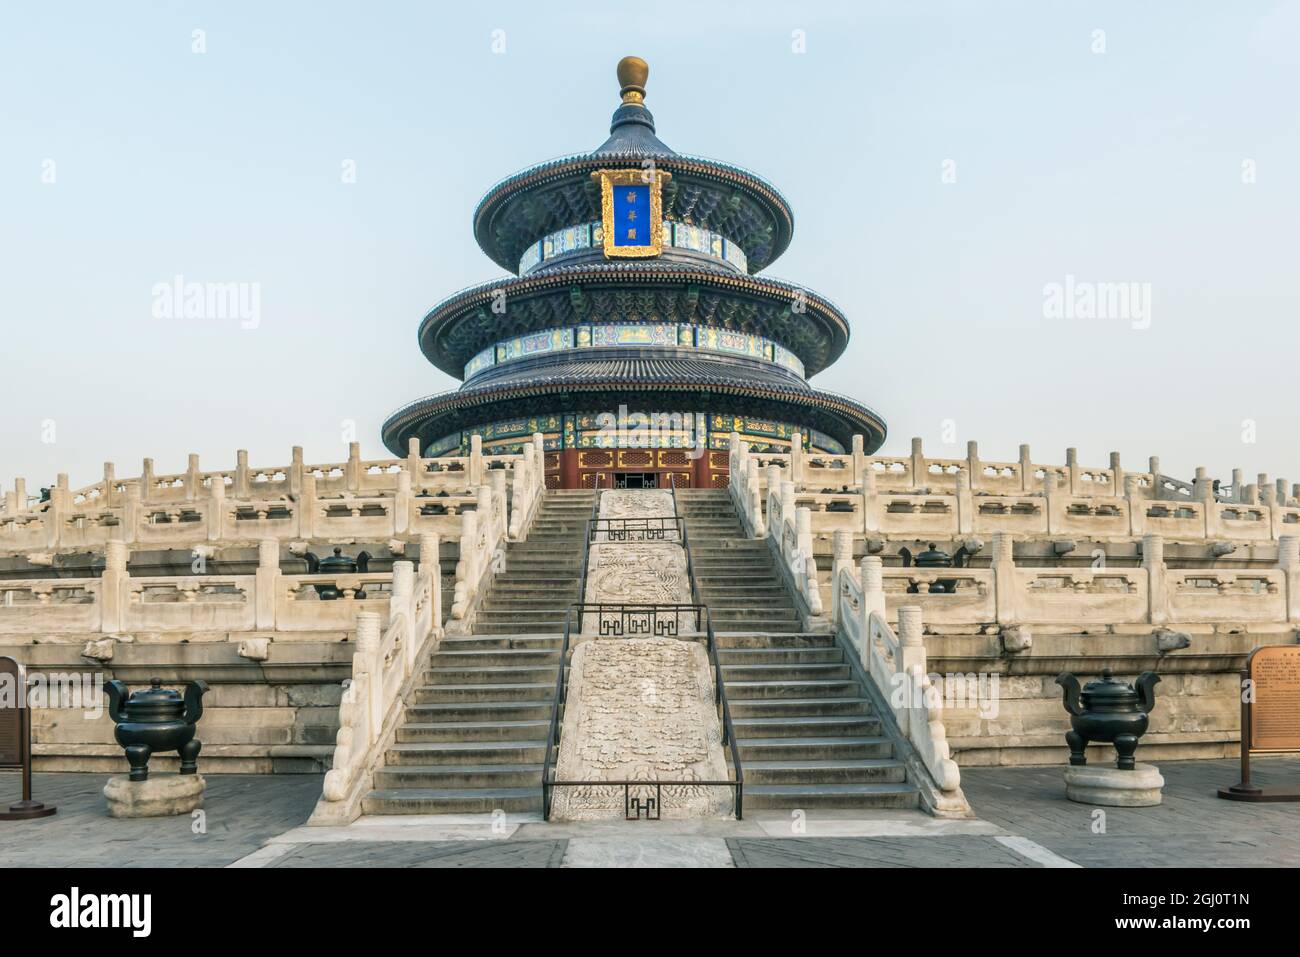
[0,656,58,820]
[1219,644,1300,802]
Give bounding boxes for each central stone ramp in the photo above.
[360,490,595,815]
[550,488,732,819]
[550,636,731,820]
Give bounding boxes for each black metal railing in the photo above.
[587,516,684,544]
[667,475,699,607]
[543,492,599,820]
[668,475,744,818]
[573,492,602,620]
[551,780,740,821]
[573,602,703,638]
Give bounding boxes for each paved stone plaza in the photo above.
[4,757,1297,868]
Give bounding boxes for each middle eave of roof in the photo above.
[416,261,852,379]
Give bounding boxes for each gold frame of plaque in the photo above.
[592,168,671,259]
[1219,644,1300,802]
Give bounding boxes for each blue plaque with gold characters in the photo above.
[592,167,671,258]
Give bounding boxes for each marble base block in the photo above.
[1064,762,1164,807]
[104,773,205,818]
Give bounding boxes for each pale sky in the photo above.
[3,1,1298,493]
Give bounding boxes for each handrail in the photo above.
[542,491,601,818]
[587,516,684,543]
[667,475,698,607]
[540,603,576,820]
[667,475,744,817]
[574,493,601,632]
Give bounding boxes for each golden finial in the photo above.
[617,56,648,105]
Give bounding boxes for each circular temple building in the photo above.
[382,56,886,489]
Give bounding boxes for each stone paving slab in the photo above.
[960,757,1300,868]
[265,839,568,868]
[7,759,1300,868]
[562,837,734,867]
[0,771,322,868]
[748,810,1000,839]
[510,807,995,840]
[1035,836,1300,869]
[727,835,1039,868]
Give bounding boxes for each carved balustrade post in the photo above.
[955,470,973,535]
[103,461,118,507]
[1278,535,1300,623]
[489,470,508,544]
[790,431,805,487]
[208,474,225,542]
[1143,533,1167,625]
[234,449,250,498]
[457,508,479,586]
[779,481,797,560]
[345,443,361,494]
[861,465,879,534]
[354,611,383,740]
[406,437,423,492]
[395,471,412,536]
[390,560,415,670]
[765,464,782,536]
[795,506,822,616]
[1124,474,1143,537]
[896,605,927,736]
[256,538,280,630]
[290,445,305,497]
[860,555,886,623]
[830,530,853,626]
[101,540,128,635]
[184,453,201,501]
[965,440,980,492]
[469,434,484,486]
[123,481,143,545]
[1044,470,1061,536]
[991,532,1016,625]
[299,473,317,540]
[141,458,155,504]
[44,475,67,548]
[420,532,442,628]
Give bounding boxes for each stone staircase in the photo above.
[360,487,918,816]
[676,488,919,811]
[471,490,596,635]
[717,632,917,809]
[674,488,801,633]
[360,490,595,815]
